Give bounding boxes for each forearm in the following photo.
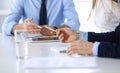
[88,32,116,42]
[98,42,120,58]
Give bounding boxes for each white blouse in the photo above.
[93,0,120,32]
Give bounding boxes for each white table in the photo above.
[0,33,120,73]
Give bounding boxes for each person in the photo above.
[88,0,120,32]
[118,0,120,3]
[2,0,80,36]
[56,24,120,58]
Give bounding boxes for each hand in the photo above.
[56,27,77,43]
[23,18,40,34]
[39,25,56,36]
[39,25,70,36]
[11,18,40,34]
[67,40,93,56]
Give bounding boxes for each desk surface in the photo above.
[0,33,120,73]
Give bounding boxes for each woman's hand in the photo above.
[67,40,93,56]
[56,27,77,43]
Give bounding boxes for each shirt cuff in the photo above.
[92,42,100,56]
[78,31,88,41]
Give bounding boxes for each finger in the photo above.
[58,33,64,39]
[58,33,68,42]
[59,37,65,42]
[28,30,38,34]
[25,18,33,22]
[23,22,33,30]
[24,18,37,28]
[33,29,40,34]
[67,47,83,56]
[67,50,76,55]
[27,25,38,30]
[40,29,49,35]
[27,28,40,34]
[67,46,76,53]
[56,29,63,37]
[50,31,56,35]
[55,29,60,35]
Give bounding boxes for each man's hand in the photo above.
[39,25,56,36]
[67,40,93,56]
[11,18,40,34]
[23,18,40,34]
[39,25,70,36]
[56,27,77,43]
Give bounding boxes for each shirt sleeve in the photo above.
[92,42,100,56]
[62,0,80,30]
[2,0,24,36]
[78,31,88,41]
[118,0,120,3]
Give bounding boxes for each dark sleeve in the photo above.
[89,24,120,58]
[88,26,120,43]
[98,42,120,58]
[88,31,116,42]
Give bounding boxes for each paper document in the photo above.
[27,33,42,38]
[25,57,97,69]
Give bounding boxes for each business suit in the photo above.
[88,24,120,58]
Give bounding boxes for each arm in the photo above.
[2,0,24,35]
[56,27,117,43]
[62,0,80,30]
[56,24,120,43]
[88,24,120,43]
[88,31,117,42]
[67,40,120,58]
[84,25,120,58]
[98,42,120,58]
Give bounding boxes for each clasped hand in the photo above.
[24,18,55,36]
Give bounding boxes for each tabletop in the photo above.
[0,33,120,73]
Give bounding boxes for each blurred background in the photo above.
[1,0,119,33]
[0,0,14,32]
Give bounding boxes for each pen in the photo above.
[59,50,67,53]
[37,26,42,29]
[37,25,55,31]
[44,26,55,31]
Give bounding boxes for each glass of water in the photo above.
[15,30,29,42]
[14,30,29,59]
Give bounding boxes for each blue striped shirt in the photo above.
[2,0,80,35]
